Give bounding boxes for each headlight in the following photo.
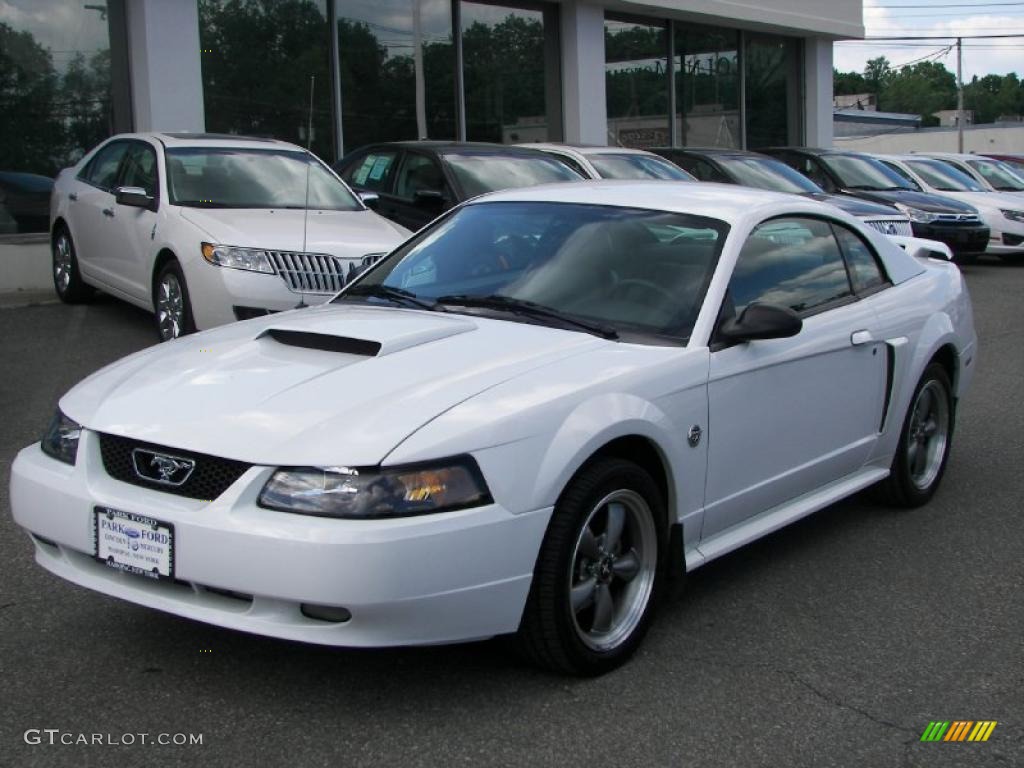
[41,409,81,465]
[894,204,939,224]
[201,243,274,273]
[258,457,492,519]
[1001,209,1024,223]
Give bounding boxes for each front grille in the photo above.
[865,218,913,237]
[933,213,982,224]
[268,251,348,294]
[99,433,251,501]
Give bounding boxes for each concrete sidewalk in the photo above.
[0,237,54,306]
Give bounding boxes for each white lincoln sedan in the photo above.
[50,133,409,340]
[12,183,976,675]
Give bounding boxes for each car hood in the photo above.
[804,192,899,217]
[927,189,1024,213]
[844,189,978,214]
[61,305,606,466]
[178,207,410,260]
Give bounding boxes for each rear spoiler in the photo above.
[887,236,953,262]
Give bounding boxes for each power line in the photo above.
[872,1,1024,6]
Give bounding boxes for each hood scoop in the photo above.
[259,328,381,356]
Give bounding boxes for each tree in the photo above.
[834,68,867,97]
[878,61,956,124]
[863,56,893,94]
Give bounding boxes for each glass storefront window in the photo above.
[0,2,115,233]
[674,25,740,148]
[336,0,454,153]
[605,18,668,148]
[199,0,335,161]
[744,33,802,149]
[462,2,556,144]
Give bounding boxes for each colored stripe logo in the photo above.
[920,721,997,742]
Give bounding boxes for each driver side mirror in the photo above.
[719,302,802,342]
[115,186,154,210]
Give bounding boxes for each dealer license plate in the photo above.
[94,507,174,580]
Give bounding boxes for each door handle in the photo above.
[102,208,115,218]
[850,330,874,346]
[68,192,78,202]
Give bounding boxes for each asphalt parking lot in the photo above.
[1,261,1021,768]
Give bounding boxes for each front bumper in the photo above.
[10,432,551,647]
[911,222,990,256]
[182,260,334,332]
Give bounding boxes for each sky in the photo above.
[834,0,1024,82]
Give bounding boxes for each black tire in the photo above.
[875,363,955,508]
[517,458,667,676]
[152,260,196,342]
[52,226,94,303]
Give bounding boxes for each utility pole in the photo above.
[956,37,964,152]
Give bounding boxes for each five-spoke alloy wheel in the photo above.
[518,458,666,675]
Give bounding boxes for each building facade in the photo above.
[0,0,862,235]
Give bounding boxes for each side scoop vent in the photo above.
[259,328,381,356]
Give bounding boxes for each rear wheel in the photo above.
[517,458,665,675]
[52,227,94,303]
[153,260,196,342]
[875,363,955,507]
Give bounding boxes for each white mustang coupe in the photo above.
[11,182,976,675]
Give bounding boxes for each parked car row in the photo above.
[49,133,1023,349]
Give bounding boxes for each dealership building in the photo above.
[1,0,861,238]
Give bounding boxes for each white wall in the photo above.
[0,242,52,295]
[804,38,833,148]
[613,0,863,38]
[561,1,609,145]
[835,125,1024,154]
[127,0,205,132]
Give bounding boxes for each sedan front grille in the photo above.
[99,433,251,501]
[865,218,913,237]
[268,251,348,294]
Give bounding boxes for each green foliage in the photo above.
[836,55,1024,126]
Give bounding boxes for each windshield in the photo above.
[966,157,1024,191]
[820,154,915,191]
[336,201,728,341]
[588,154,694,181]
[905,159,984,192]
[444,153,581,198]
[165,147,361,210]
[718,157,821,194]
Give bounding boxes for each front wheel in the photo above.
[153,260,196,342]
[52,228,94,303]
[517,458,666,675]
[875,363,955,507]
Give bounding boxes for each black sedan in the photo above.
[650,147,913,238]
[334,142,582,231]
[762,147,989,258]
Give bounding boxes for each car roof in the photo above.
[104,132,305,151]
[353,141,552,156]
[521,143,663,157]
[652,147,774,160]
[470,180,832,224]
[765,146,858,157]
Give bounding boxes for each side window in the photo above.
[394,153,448,200]
[833,223,887,293]
[344,150,397,193]
[81,141,130,191]
[728,217,853,316]
[119,143,158,198]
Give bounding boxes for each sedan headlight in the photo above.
[201,243,274,273]
[41,409,81,465]
[894,203,939,224]
[1001,209,1024,223]
[258,457,492,519]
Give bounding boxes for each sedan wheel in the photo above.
[517,458,665,675]
[153,261,196,341]
[52,229,94,303]
[876,362,955,507]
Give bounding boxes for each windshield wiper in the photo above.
[341,283,438,311]
[437,294,618,340]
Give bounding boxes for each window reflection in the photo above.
[674,25,740,148]
[462,2,551,144]
[0,1,113,233]
[605,18,668,148]
[337,0,454,152]
[199,0,334,161]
